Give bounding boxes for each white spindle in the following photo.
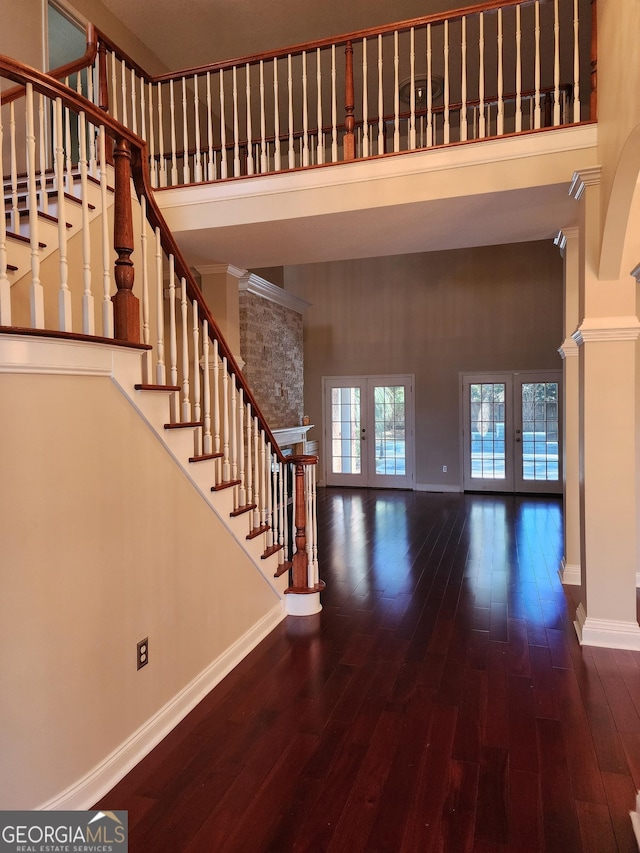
[148,82,157,187]
[63,82,72,192]
[316,48,324,164]
[534,0,541,128]
[259,61,268,173]
[139,199,151,381]
[573,0,581,122]
[140,73,146,144]
[245,64,254,176]
[393,31,400,152]
[9,102,18,233]
[253,417,260,528]
[99,129,113,337]
[238,388,246,507]
[260,431,268,528]
[222,358,230,481]
[26,85,44,329]
[426,24,433,147]
[219,71,228,179]
[245,401,253,505]
[266,443,274,548]
[155,227,166,383]
[79,112,94,335]
[358,38,368,157]
[377,35,384,155]
[38,94,48,214]
[515,5,522,132]
[409,29,416,150]
[193,74,203,182]
[130,68,137,135]
[202,320,212,454]
[168,254,178,397]
[0,103,11,326]
[230,380,238,483]
[287,55,295,168]
[206,72,215,180]
[88,68,97,174]
[553,0,560,125]
[232,67,241,177]
[460,17,468,141]
[497,9,504,136]
[302,51,309,166]
[193,300,201,428]
[310,465,319,584]
[277,461,285,564]
[273,59,282,172]
[213,340,221,465]
[110,52,118,122]
[443,20,450,144]
[53,98,71,331]
[180,277,190,421]
[479,12,486,138]
[157,83,167,187]
[169,79,178,184]
[121,59,128,127]
[181,77,190,184]
[331,45,338,162]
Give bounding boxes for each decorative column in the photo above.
[195,263,244,368]
[112,137,139,342]
[570,167,640,650]
[555,227,581,585]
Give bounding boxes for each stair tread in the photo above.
[135,383,181,391]
[262,543,283,560]
[6,209,73,229]
[164,421,203,429]
[247,523,270,540]
[211,479,241,492]
[273,560,292,577]
[190,452,224,462]
[6,229,46,248]
[230,503,257,517]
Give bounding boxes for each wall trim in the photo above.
[558,558,581,585]
[574,602,640,650]
[0,334,120,376]
[569,165,602,200]
[415,482,462,493]
[238,272,310,313]
[554,226,579,254]
[195,263,246,279]
[572,315,640,344]
[558,337,579,359]
[38,602,285,811]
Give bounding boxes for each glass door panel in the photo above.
[330,386,362,477]
[515,375,561,493]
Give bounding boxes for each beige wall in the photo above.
[0,371,279,809]
[285,240,563,488]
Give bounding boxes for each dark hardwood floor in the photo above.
[97,488,640,852]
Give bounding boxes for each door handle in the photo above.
[516,437,521,442]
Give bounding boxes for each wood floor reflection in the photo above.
[97,488,640,852]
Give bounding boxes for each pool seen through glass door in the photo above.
[323,375,414,489]
[461,371,561,493]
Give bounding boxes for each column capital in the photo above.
[572,315,640,344]
[558,337,580,358]
[569,166,602,201]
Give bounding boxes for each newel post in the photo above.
[343,40,355,161]
[112,137,140,342]
[286,454,325,616]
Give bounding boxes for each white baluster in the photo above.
[259,61,268,173]
[121,59,128,127]
[148,82,157,187]
[460,16,468,141]
[358,38,368,157]
[534,0,541,128]
[573,0,581,122]
[316,48,324,164]
[515,5,522,132]
[130,68,137,135]
[277,460,286,565]
[168,255,178,421]
[253,417,260,528]
[193,301,201,452]
[219,70,228,179]
[110,52,118,122]
[426,24,433,147]
[181,77,190,184]
[266,442,274,548]
[156,83,166,187]
[310,464,319,585]
[443,19,450,144]
[246,64,254,176]
[273,58,282,172]
[88,68,97,174]
[245,401,253,505]
[9,102,18,233]
[169,79,178,184]
[53,99,71,331]
[79,112,94,335]
[38,94,48,214]
[26,85,44,329]
[193,74,203,182]
[302,51,309,166]
[232,66,241,177]
[409,29,416,150]
[180,277,190,421]
[377,35,384,155]
[230,380,238,485]
[393,31,400,152]
[206,72,215,180]
[222,358,230,481]
[0,103,11,326]
[155,227,166,384]
[202,320,212,454]
[260,431,268,528]
[213,339,221,467]
[479,12,486,138]
[63,83,72,192]
[287,54,295,168]
[331,45,338,162]
[553,0,560,126]
[98,129,113,337]
[140,72,146,143]
[238,388,246,507]
[497,8,504,136]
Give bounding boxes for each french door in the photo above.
[461,371,562,494]
[323,375,414,489]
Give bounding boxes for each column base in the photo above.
[574,602,640,650]
[286,591,323,616]
[558,557,581,585]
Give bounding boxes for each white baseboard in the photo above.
[558,558,581,586]
[574,602,640,651]
[415,482,462,493]
[631,793,640,848]
[38,602,285,811]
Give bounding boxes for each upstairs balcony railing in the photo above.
[15,0,595,189]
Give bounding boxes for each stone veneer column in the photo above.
[555,227,581,585]
[570,168,640,650]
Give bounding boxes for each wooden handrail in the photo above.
[0,52,289,466]
[1,23,97,106]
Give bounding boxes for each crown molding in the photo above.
[238,273,311,313]
[558,337,579,358]
[569,166,602,201]
[195,263,246,279]
[554,226,580,254]
[631,264,640,284]
[572,315,640,344]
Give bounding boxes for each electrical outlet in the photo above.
[442,465,448,473]
[137,637,149,670]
